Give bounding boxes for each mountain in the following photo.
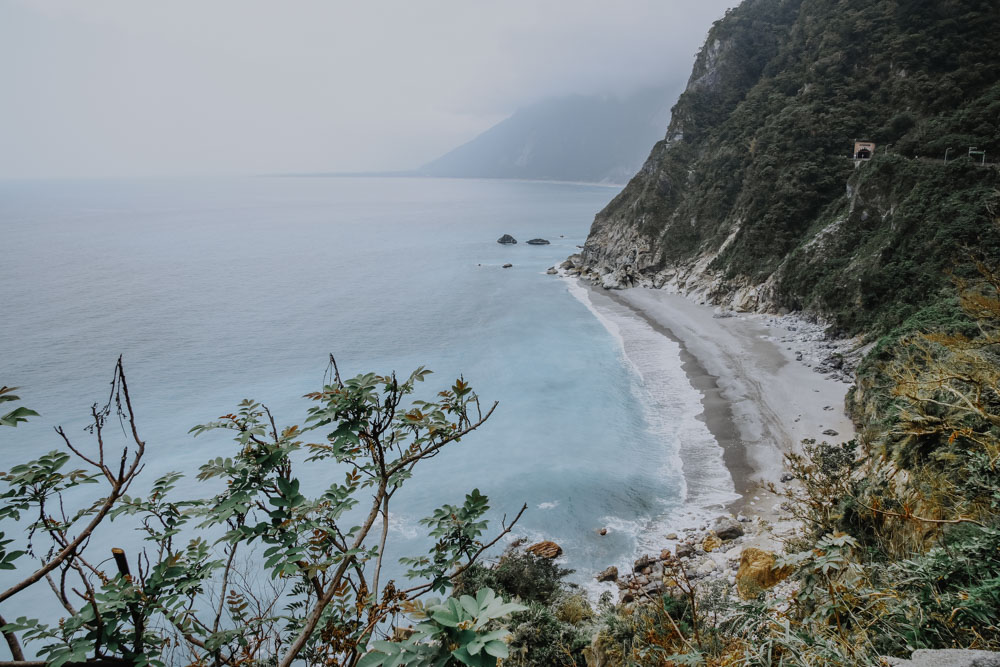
[567,1,1000,660]
[419,87,678,184]
[577,0,1000,336]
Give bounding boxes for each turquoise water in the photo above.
[0,176,730,615]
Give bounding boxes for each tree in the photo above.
[0,357,526,666]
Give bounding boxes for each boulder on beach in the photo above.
[703,533,723,552]
[633,554,657,572]
[596,566,618,582]
[497,234,517,244]
[526,238,550,245]
[736,548,794,599]
[675,543,695,559]
[526,540,562,559]
[713,516,745,541]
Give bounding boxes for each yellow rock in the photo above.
[526,540,563,559]
[736,548,794,599]
[702,533,722,552]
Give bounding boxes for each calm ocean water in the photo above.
[0,176,733,616]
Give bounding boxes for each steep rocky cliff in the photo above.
[580,0,1000,336]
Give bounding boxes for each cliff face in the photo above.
[581,0,1000,335]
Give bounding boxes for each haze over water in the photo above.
[1,176,731,598]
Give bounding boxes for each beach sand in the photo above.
[584,285,856,521]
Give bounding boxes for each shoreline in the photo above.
[580,282,857,523]
[600,290,752,510]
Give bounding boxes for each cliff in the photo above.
[579,0,1000,336]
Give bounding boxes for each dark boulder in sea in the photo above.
[502,263,513,269]
[527,238,550,245]
[596,565,618,582]
[497,234,517,244]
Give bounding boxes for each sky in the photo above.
[0,1,736,178]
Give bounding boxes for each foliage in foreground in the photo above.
[0,361,527,666]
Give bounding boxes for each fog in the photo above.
[1,0,736,178]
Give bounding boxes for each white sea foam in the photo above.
[563,277,740,559]
[537,500,560,510]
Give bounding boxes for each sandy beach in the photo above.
[583,284,857,520]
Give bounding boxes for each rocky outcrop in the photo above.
[571,0,1000,337]
[595,566,618,582]
[527,238,550,245]
[497,234,517,244]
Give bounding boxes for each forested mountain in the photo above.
[419,86,677,184]
[579,0,1000,336]
[567,1,1000,661]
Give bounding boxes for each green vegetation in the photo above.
[587,0,1000,336]
[566,259,1000,666]
[0,362,528,666]
[456,550,594,665]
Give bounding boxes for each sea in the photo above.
[0,176,736,619]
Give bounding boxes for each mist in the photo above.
[0,0,736,178]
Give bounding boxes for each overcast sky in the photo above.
[1,1,736,178]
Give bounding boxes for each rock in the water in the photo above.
[713,516,745,541]
[526,238,550,245]
[885,649,1000,667]
[666,532,678,540]
[780,472,796,482]
[502,263,513,269]
[675,543,695,559]
[526,541,562,559]
[596,566,618,582]
[497,234,517,244]
[660,549,673,561]
[598,527,608,536]
[736,548,794,599]
[546,267,558,275]
[823,428,839,436]
[703,534,723,553]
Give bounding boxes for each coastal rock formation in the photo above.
[497,234,517,244]
[702,533,722,552]
[526,540,562,559]
[596,566,618,582]
[573,0,1000,339]
[502,263,513,269]
[527,238,550,245]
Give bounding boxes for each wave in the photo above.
[562,277,739,547]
